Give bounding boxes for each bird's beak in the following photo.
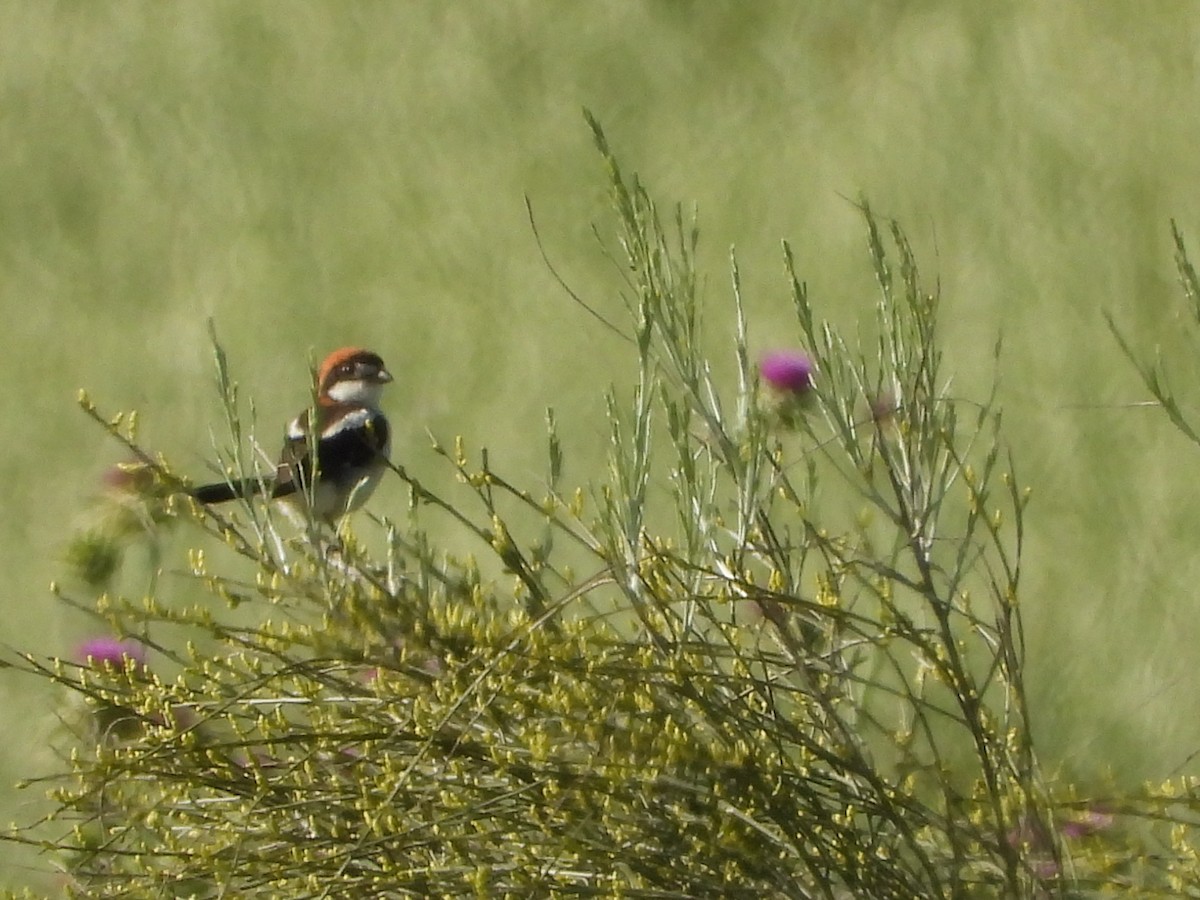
[376,368,394,384]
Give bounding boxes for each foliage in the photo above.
[10,120,1200,898]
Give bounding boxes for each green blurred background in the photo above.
[4,2,1200,888]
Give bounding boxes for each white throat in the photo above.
[325,379,384,407]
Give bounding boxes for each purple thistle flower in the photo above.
[76,636,148,671]
[1060,806,1114,839]
[870,392,898,425]
[1033,858,1061,879]
[101,460,141,492]
[760,350,814,394]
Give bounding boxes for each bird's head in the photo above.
[317,347,393,406]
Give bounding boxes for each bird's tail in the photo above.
[192,477,271,505]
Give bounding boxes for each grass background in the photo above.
[3,2,1200,888]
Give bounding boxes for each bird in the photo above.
[192,347,393,523]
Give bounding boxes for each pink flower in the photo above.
[76,637,148,672]
[760,351,814,394]
[870,392,897,425]
[1059,806,1114,839]
[100,459,156,495]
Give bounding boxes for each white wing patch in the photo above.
[320,407,377,440]
[285,415,308,441]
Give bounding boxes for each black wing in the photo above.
[270,406,389,500]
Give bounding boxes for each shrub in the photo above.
[11,117,1200,898]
